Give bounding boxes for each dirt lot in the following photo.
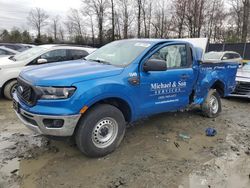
[0,98,250,188]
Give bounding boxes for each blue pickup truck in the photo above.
[13,39,238,157]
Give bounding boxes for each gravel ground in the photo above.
[0,98,250,188]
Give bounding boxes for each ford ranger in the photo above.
[13,39,238,157]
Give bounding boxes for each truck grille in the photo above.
[17,78,37,106]
[233,82,250,95]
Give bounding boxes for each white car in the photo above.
[0,45,96,99]
[230,63,250,98]
[0,46,19,57]
[204,51,243,67]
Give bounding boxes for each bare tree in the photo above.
[83,0,109,45]
[66,9,84,38]
[118,0,134,39]
[151,0,172,38]
[172,0,188,38]
[27,8,49,39]
[58,26,65,42]
[64,20,74,41]
[241,0,250,42]
[142,0,152,38]
[51,15,61,41]
[229,0,243,40]
[110,0,115,41]
[22,0,250,44]
[87,12,96,45]
[204,0,226,42]
[184,0,207,38]
[136,0,142,38]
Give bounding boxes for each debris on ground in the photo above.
[108,177,126,188]
[174,142,180,148]
[205,128,217,137]
[230,146,239,152]
[179,133,191,140]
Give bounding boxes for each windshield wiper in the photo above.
[87,59,112,65]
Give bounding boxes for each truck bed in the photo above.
[194,62,238,104]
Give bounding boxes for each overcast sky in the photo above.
[0,0,82,30]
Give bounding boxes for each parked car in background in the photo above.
[20,44,36,49]
[0,43,29,52]
[0,46,19,57]
[204,51,243,67]
[230,63,250,98]
[0,45,96,99]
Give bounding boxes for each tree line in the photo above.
[0,0,250,46]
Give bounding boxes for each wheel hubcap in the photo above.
[92,117,118,148]
[210,95,219,114]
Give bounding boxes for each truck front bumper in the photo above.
[13,93,81,136]
[15,108,81,136]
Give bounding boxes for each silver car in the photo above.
[0,46,19,57]
[230,63,250,98]
[204,51,243,67]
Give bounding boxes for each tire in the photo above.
[201,89,222,118]
[3,80,18,100]
[75,104,126,157]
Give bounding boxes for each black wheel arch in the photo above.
[211,80,225,97]
[79,97,132,123]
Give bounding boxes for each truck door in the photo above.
[139,43,195,116]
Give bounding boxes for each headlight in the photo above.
[36,86,76,100]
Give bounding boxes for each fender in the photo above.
[84,92,137,121]
[73,81,138,121]
[0,67,24,88]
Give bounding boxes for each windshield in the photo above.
[242,64,250,71]
[204,52,223,60]
[13,46,47,61]
[85,40,152,66]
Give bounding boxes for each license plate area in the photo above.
[13,99,20,113]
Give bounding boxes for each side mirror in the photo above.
[222,56,228,60]
[37,58,48,64]
[143,59,167,72]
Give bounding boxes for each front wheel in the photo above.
[3,80,18,100]
[75,104,126,157]
[201,89,222,118]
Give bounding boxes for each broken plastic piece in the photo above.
[205,128,217,137]
[179,133,191,139]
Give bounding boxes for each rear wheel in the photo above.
[3,80,18,100]
[201,89,222,118]
[75,104,126,157]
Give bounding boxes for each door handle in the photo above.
[180,74,189,80]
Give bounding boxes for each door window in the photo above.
[149,45,188,69]
[41,49,67,63]
[68,49,88,60]
[222,53,231,60]
[232,53,240,59]
[0,49,7,55]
